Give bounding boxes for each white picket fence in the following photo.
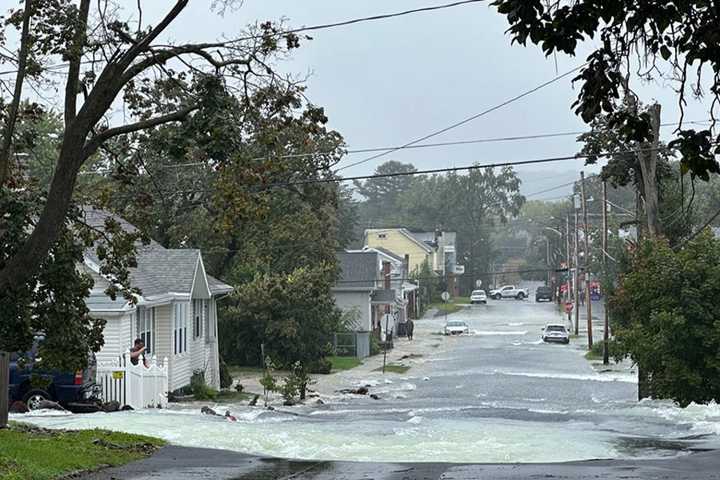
[96,352,169,409]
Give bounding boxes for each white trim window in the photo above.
[192,299,204,340]
[204,300,211,344]
[173,303,188,355]
[136,307,155,356]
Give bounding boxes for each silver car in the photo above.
[542,324,570,344]
[470,290,487,304]
[444,320,470,336]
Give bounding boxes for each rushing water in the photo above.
[14,296,720,463]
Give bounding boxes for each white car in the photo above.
[444,320,470,336]
[542,324,570,344]
[489,285,528,300]
[470,290,487,304]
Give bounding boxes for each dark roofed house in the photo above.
[332,251,397,358]
[81,208,232,392]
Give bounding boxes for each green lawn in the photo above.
[216,389,260,402]
[429,303,463,315]
[327,356,362,372]
[0,423,164,480]
[373,363,410,374]
[227,365,263,378]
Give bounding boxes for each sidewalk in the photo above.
[229,312,446,402]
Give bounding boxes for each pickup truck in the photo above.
[489,285,528,300]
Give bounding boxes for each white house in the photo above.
[81,209,233,391]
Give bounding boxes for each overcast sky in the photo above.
[129,2,711,197]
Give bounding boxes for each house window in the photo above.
[192,299,204,339]
[204,300,211,344]
[136,307,155,356]
[173,303,188,355]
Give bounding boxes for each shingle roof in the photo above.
[335,251,379,289]
[81,207,232,299]
[86,290,131,312]
[371,247,404,263]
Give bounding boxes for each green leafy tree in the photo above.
[610,231,720,406]
[222,265,342,369]
[355,161,417,227]
[492,0,720,180]
[397,167,524,293]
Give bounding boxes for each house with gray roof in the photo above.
[81,208,232,391]
[332,251,399,358]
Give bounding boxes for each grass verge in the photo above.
[0,423,164,480]
[327,356,362,372]
[216,390,260,402]
[373,363,410,374]
[429,303,463,316]
[228,365,263,378]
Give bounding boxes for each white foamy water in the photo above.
[13,409,621,463]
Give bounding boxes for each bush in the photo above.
[190,371,218,401]
[219,358,233,389]
[308,358,331,374]
[369,336,381,356]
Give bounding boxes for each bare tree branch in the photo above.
[0,0,33,185]
[65,0,92,126]
[83,104,199,158]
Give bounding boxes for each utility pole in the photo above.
[566,215,571,303]
[640,103,662,237]
[602,180,610,365]
[573,197,580,336]
[545,237,551,285]
[580,171,593,349]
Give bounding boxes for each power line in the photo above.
[250,120,712,164]
[0,1,484,77]
[335,64,587,172]
[276,146,676,188]
[674,206,720,250]
[524,181,576,198]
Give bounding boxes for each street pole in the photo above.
[602,180,610,365]
[580,171,593,349]
[546,237,551,285]
[573,200,580,336]
[566,215,571,303]
[0,351,8,428]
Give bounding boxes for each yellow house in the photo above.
[363,228,435,275]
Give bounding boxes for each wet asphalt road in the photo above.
[37,284,720,478]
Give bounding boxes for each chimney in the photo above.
[382,261,391,290]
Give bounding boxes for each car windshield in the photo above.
[471,290,485,295]
[447,321,466,327]
[546,325,566,332]
[537,287,550,292]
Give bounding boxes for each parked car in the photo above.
[444,320,470,335]
[470,290,487,304]
[8,338,100,411]
[489,285,528,300]
[541,324,570,344]
[535,286,553,302]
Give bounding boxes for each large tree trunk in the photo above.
[639,104,662,237]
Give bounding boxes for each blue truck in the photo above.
[8,341,100,411]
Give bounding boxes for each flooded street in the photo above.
[16,297,720,463]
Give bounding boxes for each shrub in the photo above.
[219,358,233,389]
[369,336,381,356]
[190,371,218,401]
[308,358,331,374]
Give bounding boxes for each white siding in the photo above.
[95,312,134,365]
[207,299,221,389]
[333,291,372,332]
[168,301,192,391]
